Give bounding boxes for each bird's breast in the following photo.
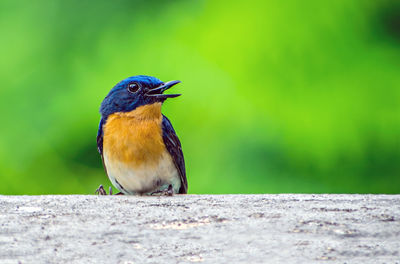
[103,102,165,168]
[102,103,180,194]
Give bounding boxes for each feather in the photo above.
[161,115,187,194]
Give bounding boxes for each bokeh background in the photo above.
[1,0,399,194]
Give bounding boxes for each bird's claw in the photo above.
[95,184,108,195]
[95,185,123,195]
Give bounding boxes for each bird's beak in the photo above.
[146,80,181,99]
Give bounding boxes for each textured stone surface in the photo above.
[0,194,399,263]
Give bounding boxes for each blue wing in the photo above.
[162,115,187,194]
[97,118,105,155]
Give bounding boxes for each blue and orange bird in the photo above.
[96,75,187,195]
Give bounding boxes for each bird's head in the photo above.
[100,75,181,118]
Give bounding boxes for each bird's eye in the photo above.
[127,82,140,93]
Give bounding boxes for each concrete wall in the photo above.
[1,194,399,263]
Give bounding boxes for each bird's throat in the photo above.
[118,102,162,120]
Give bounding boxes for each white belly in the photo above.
[103,150,181,195]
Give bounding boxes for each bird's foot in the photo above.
[150,184,174,196]
[95,185,112,195]
[95,185,124,195]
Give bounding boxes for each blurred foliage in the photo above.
[0,0,399,194]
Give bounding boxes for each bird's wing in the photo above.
[97,118,105,155]
[162,115,187,194]
[97,118,108,174]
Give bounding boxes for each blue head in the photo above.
[100,75,181,119]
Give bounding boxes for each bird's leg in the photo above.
[166,184,174,196]
[95,185,108,195]
[109,186,113,195]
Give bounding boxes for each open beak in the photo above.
[146,80,181,100]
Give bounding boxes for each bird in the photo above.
[95,75,187,195]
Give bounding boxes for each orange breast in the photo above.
[103,103,165,168]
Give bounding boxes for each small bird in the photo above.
[96,75,187,195]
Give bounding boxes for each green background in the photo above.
[1,0,399,194]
